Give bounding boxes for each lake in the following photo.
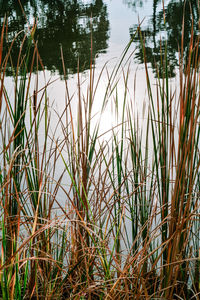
[1,0,197,76]
[1,0,198,138]
[1,0,197,205]
[1,0,197,121]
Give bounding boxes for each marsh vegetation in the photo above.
[1,1,200,299]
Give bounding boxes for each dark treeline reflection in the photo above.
[129,0,199,77]
[123,0,147,10]
[0,0,109,76]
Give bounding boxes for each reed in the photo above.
[0,10,200,300]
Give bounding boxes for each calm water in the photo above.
[0,0,198,137]
[1,0,198,78]
[0,0,199,228]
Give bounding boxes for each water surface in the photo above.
[1,0,198,135]
[1,0,198,77]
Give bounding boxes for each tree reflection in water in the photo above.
[123,0,148,10]
[0,0,110,76]
[128,0,199,77]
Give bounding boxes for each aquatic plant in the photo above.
[0,8,200,300]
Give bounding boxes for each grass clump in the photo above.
[1,11,200,300]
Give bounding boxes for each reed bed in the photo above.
[0,13,200,300]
